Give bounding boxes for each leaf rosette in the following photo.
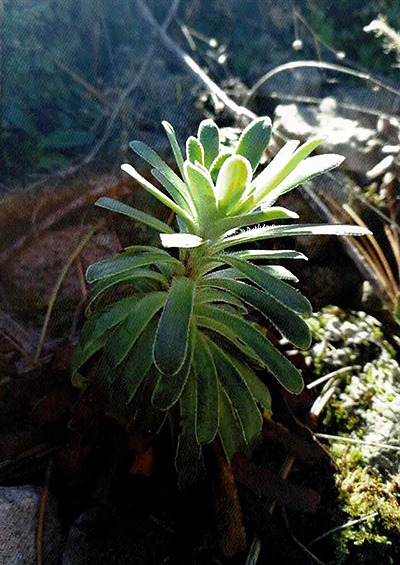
[72,116,370,482]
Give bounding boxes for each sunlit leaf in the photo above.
[198,119,220,169]
[235,116,272,172]
[95,197,175,234]
[215,155,252,214]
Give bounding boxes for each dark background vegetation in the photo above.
[1,0,399,188]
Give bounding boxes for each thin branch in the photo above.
[35,229,94,363]
[307,366,361,389]
[307,512,379,547]
[246,60,400,106]
[315,433,400,452]
[135,0,256,122]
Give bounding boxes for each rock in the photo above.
[0,485,64,564]
[62,506,170,565]
[273,98,400,176]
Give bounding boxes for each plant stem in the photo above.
[35,229,94,363]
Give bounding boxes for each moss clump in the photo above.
[305,307,400,562]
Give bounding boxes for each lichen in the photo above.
[305,307,400,561]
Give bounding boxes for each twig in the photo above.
[282,508,326,565]
[37,460,53,565]
[307,366,361,390]
[35,229,94,363]
[307,512,379,547]
[135,0,256,122]
[315,433,400,452]
[246,60,400,107]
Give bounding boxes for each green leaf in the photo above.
[195,304,304,394]
[207,338,262,443]
[150,168,193,215]
[218,384,245,462]
[129,140,189,202]
[198,119,220,169]
[230,249,308,261]
[186,136,204,166]
[235,117,272,172]
[153,277,196,375]
[218,255,311,315]
[215,155,252,215]
[217,223,371,250]
[86,252,182,283]
[114,317,157,405]
[201,278,311,350]
[175,371,206,489]
[152,323,195,410]
[71,332,109,374]
[195,314,260,363]
[210,151,232,183]
[218,206,299,234]
[260,154,345,207]
[105,291,166,366]
[85,296,140,343]
[86,268,167,311]
[184,161,218,226]
[195,287,247,312]
[250,138,324,208]
[204,265,298,282]
[121,164,196,228]
[95,197,175,234]
[229,357,272,412]
[192,331,219,443]
[162,120,185,178]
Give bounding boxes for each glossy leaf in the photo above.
[198,119,220,169]
[193,332,219,443]
[230,357,272,412]
[235,116,272,172]
[86,268,167,312]
[153,277,196,375]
